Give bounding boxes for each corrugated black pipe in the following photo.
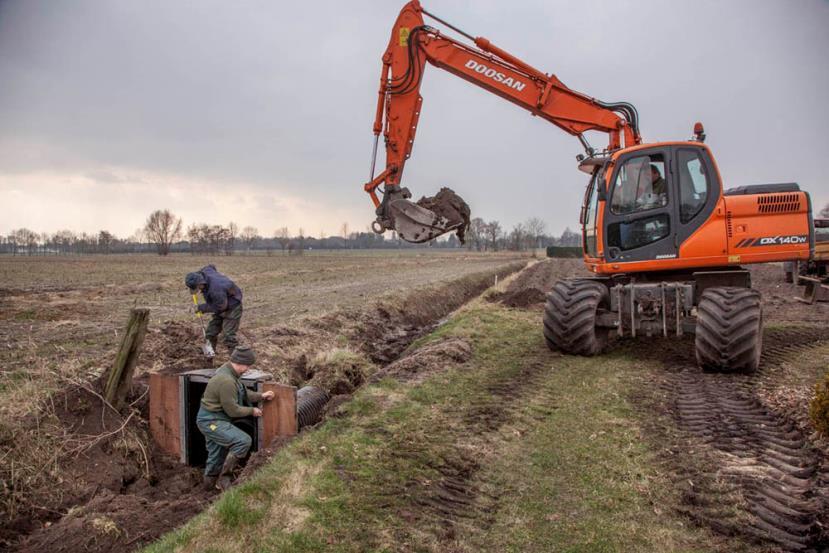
[296,386,330,429]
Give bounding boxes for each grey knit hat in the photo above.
[230,345,256,366]
[184,271,205,291]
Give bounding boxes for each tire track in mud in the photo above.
[388,358,553,545]
[657,327,829,551]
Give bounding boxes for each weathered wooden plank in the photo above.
[149,373,181,458]
[261,382,297,441]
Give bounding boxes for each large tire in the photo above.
[543,279,609,356]
[695,287,763,372]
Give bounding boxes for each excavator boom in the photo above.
[364,1,641,242]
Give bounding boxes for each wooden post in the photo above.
[104,308,150,408]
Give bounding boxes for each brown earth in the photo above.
[626,265,829,552]
[4,385,212,553]
[367,338,473,385]
[415,187,472,244]
[141,320,215,375]
[487,259,567,308]
[1,259,526,552]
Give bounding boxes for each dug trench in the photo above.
[0,261,525,553]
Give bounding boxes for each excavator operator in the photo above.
[650,165,667,197]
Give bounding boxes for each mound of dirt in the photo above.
[356,263,523,364]
[488,260,566,308]
[3,384,213,553]
[369,338,472,384]
[415,187,471,244]
[139,321,214,375]
[489,287,548,308]
[304,349,372,396]
[20,485,207,553]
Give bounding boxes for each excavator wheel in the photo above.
[543,279,609,356]
[695,287,763,372]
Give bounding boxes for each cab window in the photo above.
[611,154,668,215]
[677,149,709,223]
[582,170,601,257]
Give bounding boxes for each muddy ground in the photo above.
[3,255,829,552]
[488,260,829,550]
[0,256,525,552]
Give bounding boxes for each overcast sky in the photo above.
[0,0,827,239]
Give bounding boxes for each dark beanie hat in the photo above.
[230,345,256,366]
[185,272,205,290]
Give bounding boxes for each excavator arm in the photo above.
[364,0,642,243]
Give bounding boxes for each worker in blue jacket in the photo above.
[185,265,243,351]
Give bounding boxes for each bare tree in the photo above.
[40,232,50,255]
[144,209,182,256]
[820,202,829,218]
[97,230,115,254]
[11,228,39,255]
[466,218,486,251]
[525,217,546,250]
[341,222,349,249]
[224,222,238,255]
[508,223,526,251]
[274,227,290,254]
[485,220,502,251]
[298,227,305,254]
[54,230,77,254]
[240,226,259,253]
[6,233,18,256]
[558,227,580,247]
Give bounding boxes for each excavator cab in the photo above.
[580,142,722,273]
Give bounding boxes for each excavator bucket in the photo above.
[389,187,471,244]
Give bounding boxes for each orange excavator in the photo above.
[362,1,815,371]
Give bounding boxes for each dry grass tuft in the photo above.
[90,516,121,537]
[305,348,375,395]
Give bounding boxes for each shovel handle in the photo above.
[192,294,202,318]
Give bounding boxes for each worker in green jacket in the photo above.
[196,345,274,490]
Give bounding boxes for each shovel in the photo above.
[192,294,216,358]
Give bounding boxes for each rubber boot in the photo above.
[216,453,240,491]
[202,474,218,491]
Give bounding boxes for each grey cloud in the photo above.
[0,0,827,236]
